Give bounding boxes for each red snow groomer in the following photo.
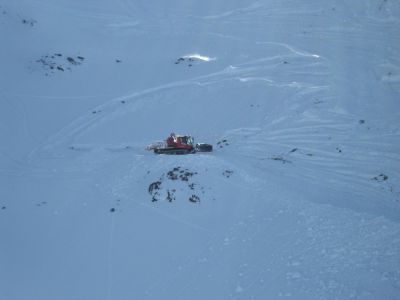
[146,133,213,155]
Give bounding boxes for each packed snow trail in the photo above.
[1,0,400,300]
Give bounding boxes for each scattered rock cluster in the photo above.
[217,139,229,149]
[174,57,197,67]
[22,18,37,26]
[35,53,85,76]
[222,170,234,178]
[269,148,316,164]
[148,167,202,203]
[109,199,122,213]
[36,201,47,207]
[372,173,388,182]
[269,156,292,164]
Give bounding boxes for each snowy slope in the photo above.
[1,0,400,299]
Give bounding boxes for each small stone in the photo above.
[189,195,200,203]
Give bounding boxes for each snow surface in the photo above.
[1,0,400,299]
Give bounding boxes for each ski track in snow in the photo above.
[29,44,326,156]
[25,29,400,212]
[2,1,400,299]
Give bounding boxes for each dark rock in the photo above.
[166,189,176,202]
[270,156,292,164]
[148,181,162,194]
[22,18,37,26]
[167,170,178,180]
[373,174,388,182]
[222,170,234,178]
[67,57,79,65]
[175,57,185,64]
[189,195,200,203]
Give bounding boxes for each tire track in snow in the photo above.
[231,115,400,206]
[28,44,327,159]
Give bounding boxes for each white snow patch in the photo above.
[183,53,216,62]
